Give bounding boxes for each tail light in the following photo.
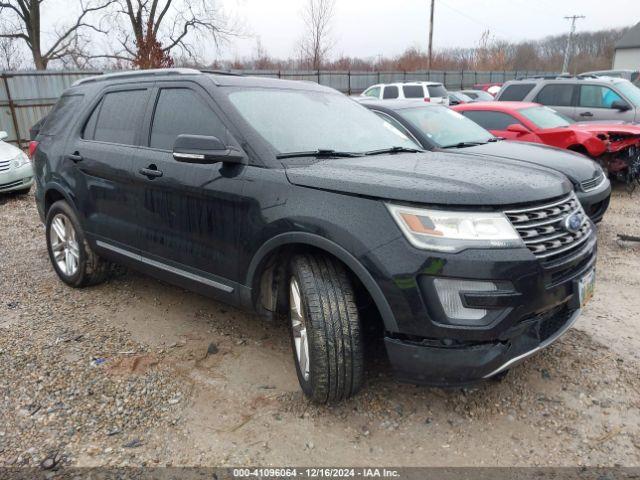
[28,140,39,159]
[424,97,431,102]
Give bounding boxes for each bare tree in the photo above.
[97,0,237,69]
[0,29,24,70]
[0,0,114,69]
[298,0,335,70]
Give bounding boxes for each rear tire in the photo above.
[45,200,112,288]
[288,254,364,403]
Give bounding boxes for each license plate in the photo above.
[578,269,596,308]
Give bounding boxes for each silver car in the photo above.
[0,131,34,194]
[495,75,640,123]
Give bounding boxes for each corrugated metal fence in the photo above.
[1,69,555,146]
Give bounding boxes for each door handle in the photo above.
[579,111,593,117]
[67,152,83,162]
[139,165,163,179]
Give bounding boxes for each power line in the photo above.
[562,14,585,73]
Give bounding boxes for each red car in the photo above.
[452,101,640,185]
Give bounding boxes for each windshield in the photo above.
[615,80,640,107]
[519,106,573,128]
[398,105,494,148]
[227,89,418,154]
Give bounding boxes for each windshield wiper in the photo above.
[443,141,487,148]
[276,149,361,159]
[487,137,503,142]
[364,146,423,156]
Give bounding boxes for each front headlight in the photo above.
[12,151,30,168]
[387,204,523,252]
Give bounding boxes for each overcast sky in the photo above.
[218,0,639,60]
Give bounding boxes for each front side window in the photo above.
[88,90,147,145]
[227,89,417,154]
[399,106,493,148]
[519,106,573,129]
[579,85,623,109]
[383,86,399,99]
[535,84,575,107]
[364,87,381,98]
[150,88,226,151]
[460,110,522,130]
[403,85,424,98]
[498,83,535,101]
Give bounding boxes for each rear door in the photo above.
[129,81,249,294]
[576,83,636,122]
[66,85,151,250]
[533,83,576,119]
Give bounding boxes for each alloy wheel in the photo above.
[49,213,80,277]
[290,277,310,381]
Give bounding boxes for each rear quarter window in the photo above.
[40,94,84,135]
[498,84,536,101]
[403,85,424,98]
[427,84,447,97]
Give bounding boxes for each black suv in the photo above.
[32,69,597,403]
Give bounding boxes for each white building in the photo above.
[613,22,640,70]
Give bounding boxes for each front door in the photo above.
[575,84,636,122]
[130,83,249,296]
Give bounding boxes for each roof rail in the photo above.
[200,69,243,76]
[71,68,201,87]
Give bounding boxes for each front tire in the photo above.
[45,200,112,288]
[288,254,364,403]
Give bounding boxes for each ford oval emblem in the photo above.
[564,213,582,233]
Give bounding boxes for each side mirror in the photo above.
[172,134,247,165]
[506,123,530,135]
[0,131,7,141]
[611,100,631,111]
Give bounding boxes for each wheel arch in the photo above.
[43,182,78,216]
[246,232,398,332]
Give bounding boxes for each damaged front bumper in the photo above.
[385,307,580,386]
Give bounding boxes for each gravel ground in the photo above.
[1,186,639,468]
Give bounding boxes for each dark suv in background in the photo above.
[32,69,597,403]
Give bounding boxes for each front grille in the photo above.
[0,179,24,190]
[504,193,592,261]
[0,160,10,172]
[580,172,604,192]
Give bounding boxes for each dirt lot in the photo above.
[1,186,639,468]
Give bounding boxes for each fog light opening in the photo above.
[433,279,497,322]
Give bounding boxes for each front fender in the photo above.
[246,232,399,332]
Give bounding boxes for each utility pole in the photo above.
[562,15,585,73]
[428,0,435,69]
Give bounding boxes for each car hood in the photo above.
[572,122,640,136]
[284,151,571,207]
[0,140,22,162]
[447,140,600,184]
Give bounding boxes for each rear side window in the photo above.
[383,86,399,99]
[403,85,424,98]
[84,89,147,145]
[535,84,575,107]
[149,88,227,151]
[461,110,521,130]
[40,94,83,135]
[498,83,535,101]
[427,84,447,97]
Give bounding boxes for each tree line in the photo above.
[0,0,631,73]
